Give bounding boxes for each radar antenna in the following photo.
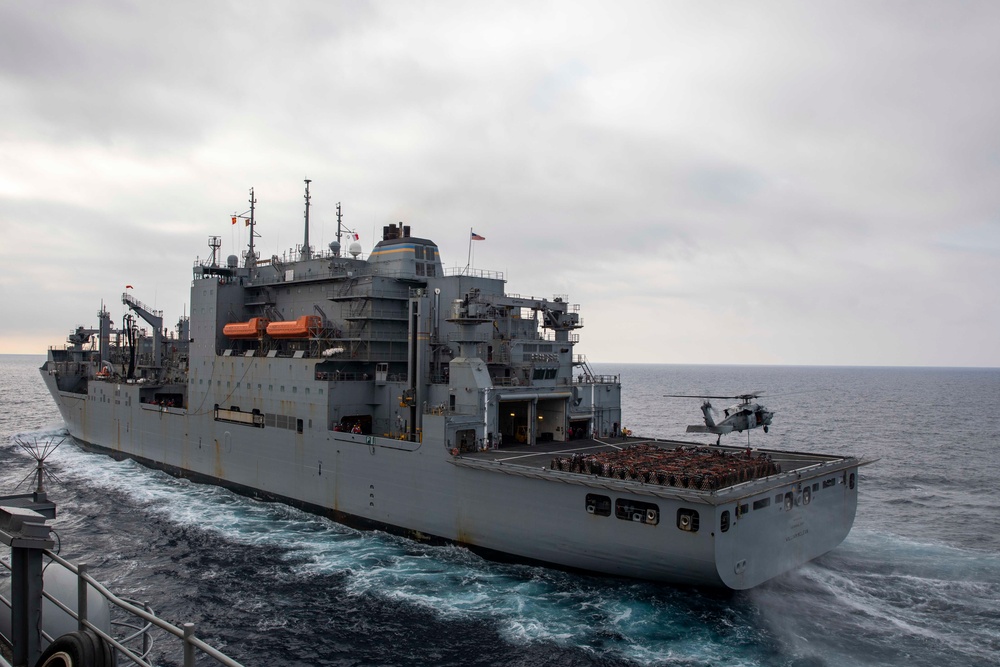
[208,236,222,267]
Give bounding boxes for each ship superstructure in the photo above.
[40,184,865,589]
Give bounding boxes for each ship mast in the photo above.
[244,187,258,269]
[334,202,343,257]
[301,178,312,260]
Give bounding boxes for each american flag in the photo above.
[471,231,486,241]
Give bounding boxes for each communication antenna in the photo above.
[301,178,312,260]
[231,189,260,269]
[333,202,344,257]
[245,188,258,269]
[12,435,67,498]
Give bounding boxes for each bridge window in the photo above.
[753,497,771,511]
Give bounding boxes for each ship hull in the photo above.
[41,370,861,590]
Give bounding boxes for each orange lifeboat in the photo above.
[223,317,269,339]
[266,315,321,339]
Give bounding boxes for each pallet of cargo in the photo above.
[550,443,781,491]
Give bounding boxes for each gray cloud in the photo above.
[2,0,999,366]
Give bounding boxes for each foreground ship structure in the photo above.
[41,185,866,589]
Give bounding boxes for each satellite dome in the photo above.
[349,241,362,258]
[329,240,341,254]
[227,254,239,268]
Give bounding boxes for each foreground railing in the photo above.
[49,551,244,667]
[1,501,245,667]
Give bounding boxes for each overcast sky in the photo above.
[2,1,998,366]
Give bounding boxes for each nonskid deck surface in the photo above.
[464,435,679,468]
[463,436,850,491]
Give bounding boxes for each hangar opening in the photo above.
[497,393,570,446]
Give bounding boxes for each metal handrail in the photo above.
[38,550,245,667]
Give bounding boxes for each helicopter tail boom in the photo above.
[686,424,734,435]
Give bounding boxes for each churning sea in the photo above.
[2,354,999,667]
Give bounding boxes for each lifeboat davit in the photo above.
[223,317,269,339]
[266,315,321,339]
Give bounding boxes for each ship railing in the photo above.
[505,291,557,302]
[329,285,413,301]
[0,548,244,667]
[574,374,620,385]
[424,403,480,416]
[443,267,505,280]
[121,293,163,320]
[244,264,371,288]
[316,368,407,382]
[316,370,365,381]
[446,332,491,343]
[491,377,522,387]
[537,331,580,343]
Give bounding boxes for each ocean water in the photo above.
[2,354,999,666]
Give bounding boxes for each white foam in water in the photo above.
[3,432,768,666]
[6,360,1000,667]
[751,529,1000,666]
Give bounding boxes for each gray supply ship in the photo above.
[40,183,866,589]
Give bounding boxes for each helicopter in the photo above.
[665,392,774,444]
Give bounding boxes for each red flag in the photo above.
[354,233,359,240]
[231,216,237,225]
[126,285,134,289]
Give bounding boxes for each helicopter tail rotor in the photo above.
[700,400,718,427]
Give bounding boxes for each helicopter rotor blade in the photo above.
[664,394,749,400]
